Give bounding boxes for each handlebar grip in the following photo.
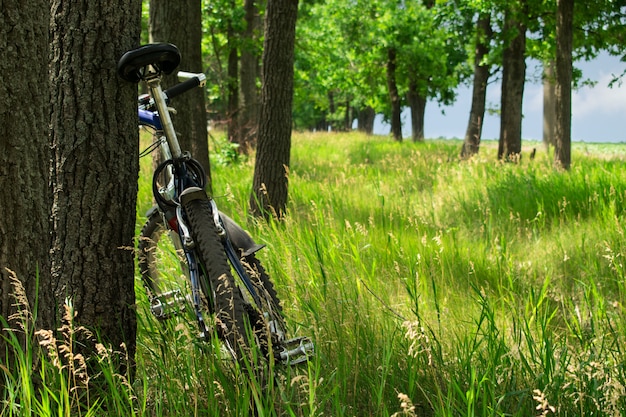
[163,76,203,100]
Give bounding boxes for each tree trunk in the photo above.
[328,90,336,130]
[250,0,299,219]
[498,11,526,161]
[387,48,403,141]
[554,0,573,169]
[461,13,492,158]
[226,6,241,150]
[150,0,210,183]
[543,60,557,149]
[239,0,261,154]
[407,76,426,142]
[344,98,351,131]
[49,0,140,367]
[0,0,50,368]
[358,106,375,135]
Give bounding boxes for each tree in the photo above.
[554,0,573,169]
[239,0,262,152]
[225,0,241,150]
[542,61,557,149]
[541,0,624,165]
[386,47,403,141]
[150,0,210,182]
[48,0,141,366]
[461,13,493,158]
[202,0,265,153]
[498,5,527,161]
[398,0,464,143]
[0,0,50,368]
[250,0,299,219]
[294,0,468,140]
[293,0,382,133]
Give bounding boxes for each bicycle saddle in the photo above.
[117,43,181,83]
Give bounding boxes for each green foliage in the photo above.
[200,0,265,118]
[198,0,623,136]
[209,130,246,166]
[294,0,471,131]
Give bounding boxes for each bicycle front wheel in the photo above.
[180,189,254,360]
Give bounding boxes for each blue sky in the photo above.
[375,52,626,143]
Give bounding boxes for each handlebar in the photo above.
[164,72,206,100]
[138,71,206,109]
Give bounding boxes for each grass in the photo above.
[3,131,626,416]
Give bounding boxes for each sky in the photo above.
[374,52,626,143]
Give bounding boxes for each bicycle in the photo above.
[117,43,313,367]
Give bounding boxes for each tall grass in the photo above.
[3,131,625,416]
[211,132,626,416]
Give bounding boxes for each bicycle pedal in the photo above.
[150,290,189,319]
[277,336,314,365]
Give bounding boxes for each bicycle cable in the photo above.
[152,156,207,210]
[139,137,163,158]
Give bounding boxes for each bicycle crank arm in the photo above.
[150,289,192,319]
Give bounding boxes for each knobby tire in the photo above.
[138,206,286,365]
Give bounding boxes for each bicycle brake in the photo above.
[176,205,194,248]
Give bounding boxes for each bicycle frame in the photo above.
[137,69,212,337]
[122,44,313,363]
[139,69,267,341]
[144,69,184,158]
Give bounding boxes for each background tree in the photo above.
[540,0,625,165]
[396,0,466,142]
[386,47,403,141]
[150,0,210,182]
[543,61,557,148]
[0,0,50,368]
[294,0,385,133]
[498,4,527,160]
[553,0,573,169]
[250,0,298,219]
[48,0,141,365]
[225,0,241,150]
[238,0,262,152]
[461,12,493,157]
[202,0,265,153]
[294,0,468,140]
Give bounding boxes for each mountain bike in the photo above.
[117,43,312,366]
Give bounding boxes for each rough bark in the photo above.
[461,13,492,158]
[0,0,50,368]
[328,90,336,130]
[543,60,557,149]
[150,0,210,183]
[239,0,261,154]
[49,0,140,363]
[343,98,351,131]
[387,48,403,141]
[226,7,241,150]
[358,106,376,135]
[498,10,526,161]
[554,0,573,170]
[407,76,426,142]
[250,0,299,219]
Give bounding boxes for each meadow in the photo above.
[3,131,625,416]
